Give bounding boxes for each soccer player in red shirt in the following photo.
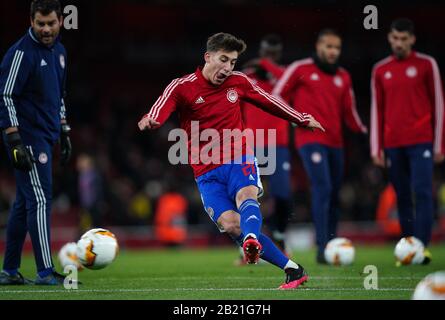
[370,19,444,263]
[273,29,367,264]
[138,33,324,289]
[241,34,291,252]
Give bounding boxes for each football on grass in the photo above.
[76,228,119,270]
[324,237,355,266]
[394,236,424,265]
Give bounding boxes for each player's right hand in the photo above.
[305,115,325,132]
[138,116,160,131]
[6,131,35,172]
[372,151,386,168]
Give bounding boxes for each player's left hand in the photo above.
[434,153,445,163]
[60,124,72,166]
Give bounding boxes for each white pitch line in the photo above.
[106,276,423,281]
[0,287,413,294]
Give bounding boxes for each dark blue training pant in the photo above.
[385,143,434,246]
[267,147,292,234]
[299,144,344,252]
[3,137,54,273]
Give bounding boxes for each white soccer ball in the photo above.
[394,236,424,265]
[412,271,445,300]
[58,242,83,271]
[324,237,355,266]
[76,228,119,270]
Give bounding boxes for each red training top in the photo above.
[370,51,445,157]
[143,67,312,177]
[273,57,367,149]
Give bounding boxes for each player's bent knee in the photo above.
[235,186,258,206]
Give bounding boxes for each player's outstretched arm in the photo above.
[138,76,186,132]
[235,71,324,132]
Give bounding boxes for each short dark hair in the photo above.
[30,0,62,19]
[206,33,247,55]
[317,28,341,41]
[390,18,415,35]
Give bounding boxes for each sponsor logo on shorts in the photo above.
[206,206,214,219]
[311,152,322,164]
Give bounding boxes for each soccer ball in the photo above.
[58,242,83,271]
[324,237,355,266]
[76,228,119,270]
[412,271,445,300]
[394,236,424,265]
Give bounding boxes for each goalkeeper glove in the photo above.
[6,131,34,172]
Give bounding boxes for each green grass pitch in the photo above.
[0,244,444,300]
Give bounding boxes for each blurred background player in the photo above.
[370,18,444,263]
[0,0,73,285]
[241,34,291,253]
[273,29,367,264]
[138,32,324,289]
[76,153,104,233]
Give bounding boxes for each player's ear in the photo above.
[204,52,211,64]
[58,15,64,27]
[410,34,416,46]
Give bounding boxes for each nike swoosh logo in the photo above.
[13,149,19,162]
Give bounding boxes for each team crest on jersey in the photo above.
[310,73,320,81]
[384,71,392,79]
[59,54,65,69]
[227,89,238,103]
[406,66,417,78]
[38,152,48,164]
[333,76,343,88]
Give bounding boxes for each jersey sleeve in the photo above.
[258,58,285,79]
[143,78,182,126]
[370,66,385,158]
[272,60,303,103]
[236,72,311,126]
[0,48,32,129]
[425,57,445,154]
[342,73,367,133]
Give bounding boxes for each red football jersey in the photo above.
[273,58,366,149]
[370,51,445,157]
[143,67,311,177]
[241,58,290,147]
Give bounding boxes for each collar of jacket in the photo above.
[312,53,339,75]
